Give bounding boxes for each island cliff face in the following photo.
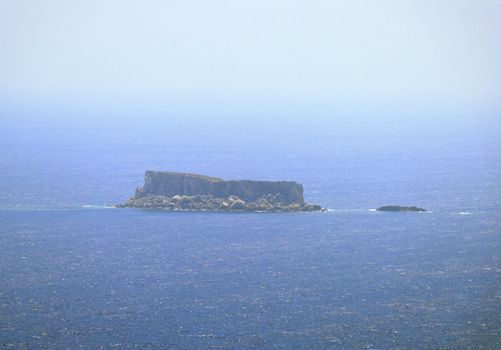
[118,171,322,212]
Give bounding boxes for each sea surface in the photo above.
[1,119,500,349]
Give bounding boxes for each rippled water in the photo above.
[1,121,500,349]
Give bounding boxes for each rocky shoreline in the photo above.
[117,193,322,212]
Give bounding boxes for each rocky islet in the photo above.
[118,171,322,212]
[376,205,426,212]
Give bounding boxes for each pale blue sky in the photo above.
[0,0,500,121]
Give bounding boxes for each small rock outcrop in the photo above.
[377,205,426,212]
[117,171,322,212]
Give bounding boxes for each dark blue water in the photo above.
[1,119,500,349]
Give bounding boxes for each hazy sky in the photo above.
[1,0,500,121]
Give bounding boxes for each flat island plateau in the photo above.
[117,171,323,212]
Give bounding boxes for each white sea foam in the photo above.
[82,205,115,209]
[325,208,375,213]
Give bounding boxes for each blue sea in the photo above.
[1,118,500,349]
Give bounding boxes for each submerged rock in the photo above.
[377,205,426,212]
[117,171,323,212]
